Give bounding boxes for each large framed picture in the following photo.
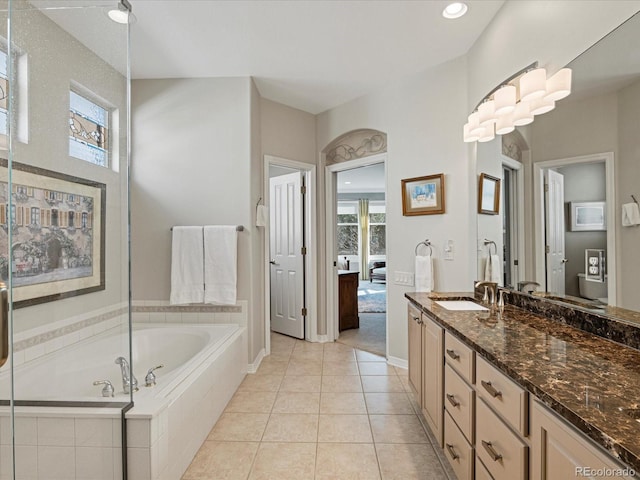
[401,174,445,216]
[570,201,606,231]
[0,159,106,308]
[478,173,501,215]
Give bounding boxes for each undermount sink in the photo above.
[434,300,489,311]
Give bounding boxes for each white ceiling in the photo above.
[126,0,504,114]
[62,0,503,115]
[337,163,385,193]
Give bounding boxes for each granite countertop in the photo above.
[405,291,640,473]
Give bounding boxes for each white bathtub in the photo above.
[0,323,247,480]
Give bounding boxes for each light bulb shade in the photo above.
[495,113,515,135]
[478,100,496,126]
[544,68,572,101]
[520,68,547,102]
[468,112,484,136]
[529,96,555,115]
[512,101,534,126]
[494,85,516,115]
[478,124,495,143]
[463,123,481,143]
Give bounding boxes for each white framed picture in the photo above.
[570,201,606,231]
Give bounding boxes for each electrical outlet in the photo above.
[394,271,415,286]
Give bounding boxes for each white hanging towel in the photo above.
[256,205,268,227]
[204,225,238,305]
[622,203,640,227]
[170,226,204,305]
[484,254,502,284]
[415,255,434,292]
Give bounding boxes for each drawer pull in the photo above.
[445,443,459,460]
[481,380,502,398]
[481,440,503,462]
[446,349,460,360]
[446,393,460,408]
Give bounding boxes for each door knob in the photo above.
[561,258,569,264]
[270,260,277,265]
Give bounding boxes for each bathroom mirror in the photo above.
[476,11,640,317]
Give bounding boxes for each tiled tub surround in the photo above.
[406,291,640,473]
[1,309,247,479]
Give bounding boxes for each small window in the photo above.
[69,90,109,167]
[30,207,39,226]
[0,49,7,138]
[337,202,359,256]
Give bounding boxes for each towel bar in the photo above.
[632,194,639,206]
[171,225,244,231]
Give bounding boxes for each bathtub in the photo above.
[0,323,247,480]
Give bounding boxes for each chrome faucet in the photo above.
[475,281,498,305]
[115,356,138,393]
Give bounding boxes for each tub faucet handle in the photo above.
[93,380,115,398]
[145,365,164,387]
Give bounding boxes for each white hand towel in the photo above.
[484,254,502,284]
[204,225,238,305]
[170,226,204,305]
[622,203,640,226]
[256,205,268,227]
[415,255,434,292]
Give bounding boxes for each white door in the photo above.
[545,169,566,294]
[270,172,305,339]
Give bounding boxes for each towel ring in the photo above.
[415,240,433,256]
[484,239,497,255]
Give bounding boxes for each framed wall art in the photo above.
[478,173,501,215]
[401,174,445,216]
[0,159,106,308]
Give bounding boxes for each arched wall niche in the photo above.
[323,128,387,165]
[502,129,529,162]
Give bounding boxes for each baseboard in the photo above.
[386,355,408,369]
[316,334,331,343]
[247,348,266,373]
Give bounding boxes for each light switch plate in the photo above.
[394,271,415,286]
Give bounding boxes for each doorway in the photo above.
[533,153,616,304]
[326,155,387,357]
[264,156,317,354]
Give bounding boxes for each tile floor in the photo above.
[181,333,454,480]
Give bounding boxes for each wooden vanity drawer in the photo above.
[444,363,474,443]
[476,399,528,480]
[476,355,528,436]
[444,411,474,480]
[444,332,474,384]
[475,457,494,480]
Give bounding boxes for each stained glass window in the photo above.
[69,90,109,167]
[0,49,8,138]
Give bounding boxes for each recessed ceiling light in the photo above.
[344,181,352,185]
[442,2,468,19]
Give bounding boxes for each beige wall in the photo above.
[8,5,128,333]
[260,98,317,164]
[317,57,474,362]
[617,79,640,310]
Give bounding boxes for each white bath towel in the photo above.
[622,203,640,227]
[170,226,204,305]
[256,205,268,227]
[484,254,502,284]
[415,255,434,292]
[204,225,238,305]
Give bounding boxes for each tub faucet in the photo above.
[115,356,138,393]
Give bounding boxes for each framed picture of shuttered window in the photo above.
[0,158,106,307]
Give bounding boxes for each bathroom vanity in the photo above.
[406,291,640,479]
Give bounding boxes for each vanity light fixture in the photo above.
[463,62,572,143]
[442,2,468,19]
[107,0,135,24]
